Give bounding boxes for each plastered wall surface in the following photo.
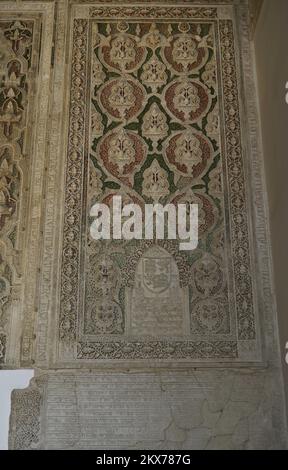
[254,0,288,423]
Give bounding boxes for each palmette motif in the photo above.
[91,110,104,138]
[142,102,168,151]
[142,159,170,203]
[107,128,136,174]
[141,55,167,92]
[108,79,136,119]
[110,35,136,70]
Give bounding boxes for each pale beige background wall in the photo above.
[254,0,288,421]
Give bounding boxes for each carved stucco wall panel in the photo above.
[36,1,264,368]
[0,1,54,367]
[2,0,287,450]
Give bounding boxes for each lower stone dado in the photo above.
[1,0,287,450]
[9,369,287,450]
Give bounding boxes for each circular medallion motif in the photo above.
[164,79,211,123]
[165,130,213,179]
[98,129,146,186]
[100,34,146,73]
[99,78,145,121]
[192,298,226,333]
[163,35,208,74]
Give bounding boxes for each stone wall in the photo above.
[9,369,287,450]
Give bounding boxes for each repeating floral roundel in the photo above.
[97,128,147,186]
[163,34,209,75]
[191,297,227,334]
[100,33,147,73]
[164,79,211,123]
[165,129,213,179]
[99,77,145,121]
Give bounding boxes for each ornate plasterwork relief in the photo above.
[42,2,262,367]
[0,1,270,369]
[0,2,54,367]
[4,0,287,452]
[0,11,44,367]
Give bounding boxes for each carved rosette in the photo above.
[141,55,167,92]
